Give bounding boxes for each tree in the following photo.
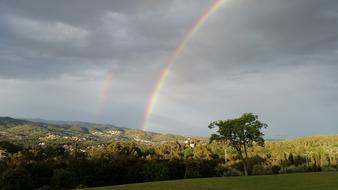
[0,167,33,190]
[51,169,76,189]
[142,161,169,181]
[208,113,267,176]
[0,141,22,154]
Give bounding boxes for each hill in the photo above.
[2,117,338,189]
[85,172,338,190]
[0,116,205,147]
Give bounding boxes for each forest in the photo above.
[1,134,338,190]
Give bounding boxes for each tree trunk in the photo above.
[237,151,248,176]
[243,160,248,176]
[223,146,227,164]
[243,143,249,176]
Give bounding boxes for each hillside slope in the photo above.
[0,117,204,146]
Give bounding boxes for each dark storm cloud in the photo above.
[145,0,338,137]
[164,0,338,86]
[0,0,338,137]
[0,0,210,79]
[1,0,337,80]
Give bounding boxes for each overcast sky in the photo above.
[0,0,338,138]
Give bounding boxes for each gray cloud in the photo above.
[0,0,338,138]
[0,0,210,79]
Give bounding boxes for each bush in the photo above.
[214,164,227,177]
[0,167,33,190]
[0,141,22,154]
[280,164,307,173]
[51,169,76,189]
[271,165,281,174]
[321,166,336,172]
[37,185,52,190]
[252,165,272,175]
[142,161,169,181]
[26,163,53,188]
[226,168,242,176]
[76,184,88,189]
[199,160,218,177]
[307,164,322,172]
[167,159,186,179]
[184,161,200,178]
[247,155,267,174]
[0,161,7,175]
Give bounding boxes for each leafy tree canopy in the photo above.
[209,113,267,175]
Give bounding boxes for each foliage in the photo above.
[184,160,200,178]
[142,161,169,181]
[209,113,267,175]
[0,167,33,190]
[251,165,272,175]
[1,116,338,188]
[51,169,77,189]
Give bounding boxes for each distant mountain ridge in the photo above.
[26,118,125,129]
[0,116,32,127]
[0,116,206,147]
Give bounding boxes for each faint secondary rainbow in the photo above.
[142,0,225,131]
[96,68,114,119]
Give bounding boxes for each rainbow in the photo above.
[142,0,225,131]
[96,68,114,120]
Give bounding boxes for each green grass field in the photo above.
[84,172,338,190]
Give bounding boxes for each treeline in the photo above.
[1,137,338,189]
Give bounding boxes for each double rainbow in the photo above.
[142,0,225,131]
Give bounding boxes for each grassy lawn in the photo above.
[84,172,338,190]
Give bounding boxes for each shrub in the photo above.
[307,164,322,172]
[26,163,53,188]
[280,164,307,173]
[167,159,186,179]
[321,166,336,172]
[184,160,200,178]
[76,184,88,189]
[271,165,281,174]
[37,185,52,190]
[247,155,267,174]
[0,161,7,175]
[0,167,33,190]
[214,164,227,177]
[252,165,272,175]
[226,168,242,176]
[51,169,76,189]
[199,160,218,177]
[142,161,169,181]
